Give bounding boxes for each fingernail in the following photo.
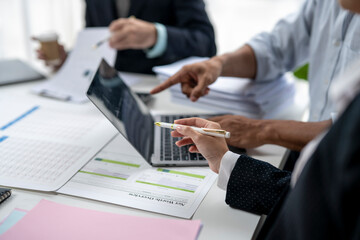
[190,96,196,102]
[176,126,183,132]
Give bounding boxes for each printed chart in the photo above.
[59,135,217,218]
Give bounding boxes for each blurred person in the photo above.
[36,0,216,74]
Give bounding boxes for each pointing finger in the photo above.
[150,71,184,94]
[190,75,210,101]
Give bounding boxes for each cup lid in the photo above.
[35,32,58,42]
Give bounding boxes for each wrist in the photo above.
[145,23,167,58]
[209,55,227,77]
[212,55,228,75]
[257,119,276,145]
[206,145,229,174]
[148,23,157,48]
[215,146,230,172]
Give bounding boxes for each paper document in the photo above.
[59,134,217,219]
[0,200,202,240]
[32,28,116,103]
[0,101,117,191]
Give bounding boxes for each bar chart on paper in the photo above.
[79,157,143,181]
[0,102,117,191]
[136,168,205,193]
[59,134,217,218]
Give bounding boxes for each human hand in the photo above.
[34,43,67,72]
[109,17,157,50]
[150,57,223,101]
[172,117,229,173]
[208,115,266,149]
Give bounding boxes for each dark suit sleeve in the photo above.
[226,154,291,215]
[85,2,93,27]
[161,0,216,63]
[85,0,118,27]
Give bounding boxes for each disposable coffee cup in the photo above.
[35,32,61,66]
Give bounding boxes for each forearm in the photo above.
[213,45,257,79]
[260,119,332,151]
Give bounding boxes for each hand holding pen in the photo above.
[93,16,157,51]
[155,122,230,138]
[167,117,230,173]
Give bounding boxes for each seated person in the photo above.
[37,0,216,74]
[150,0,360,154]
[169,57,360,238]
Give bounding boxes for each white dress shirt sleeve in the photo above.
[246,0,316,82]
[331,112,338,123]
[217,151,241,190]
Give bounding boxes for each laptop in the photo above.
[87,59,224,166]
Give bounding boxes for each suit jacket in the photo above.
[85,0,216,74]
[226,94,360,239]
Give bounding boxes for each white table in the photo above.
[0,73,288,240]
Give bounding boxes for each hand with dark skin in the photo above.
[208,115,332,151]
[151,57,222,101]
[150,45,257,101]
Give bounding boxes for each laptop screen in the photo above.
[87,59,154,163]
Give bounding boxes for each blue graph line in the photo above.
[0,136,8,143]
[0,106,40,131]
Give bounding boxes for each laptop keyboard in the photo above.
[160,115,206,162]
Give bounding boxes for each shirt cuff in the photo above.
[144,23,167,59]
[246,34,279,82]
[217,151,241,190]
[331,112,338,123]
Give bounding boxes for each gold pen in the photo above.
[155,122,231,138]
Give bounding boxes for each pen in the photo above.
[92,37,110,49]
[155,122,231,138]
[92,15,136,49]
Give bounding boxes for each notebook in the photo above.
[87,59,222,166]
[0,59,44,85]
[0,188,11,204]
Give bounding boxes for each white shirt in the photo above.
[247,0,360,121]
[218,58,360,190]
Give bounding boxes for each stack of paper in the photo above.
[153,57,296,119]
[0,200,202,240]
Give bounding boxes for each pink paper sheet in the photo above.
[0,200,202,240]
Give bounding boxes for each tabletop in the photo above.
[0,73,289,240]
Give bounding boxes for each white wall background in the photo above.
[205,0,303,54]
[0,0,303,71]
[0,0,85,72]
